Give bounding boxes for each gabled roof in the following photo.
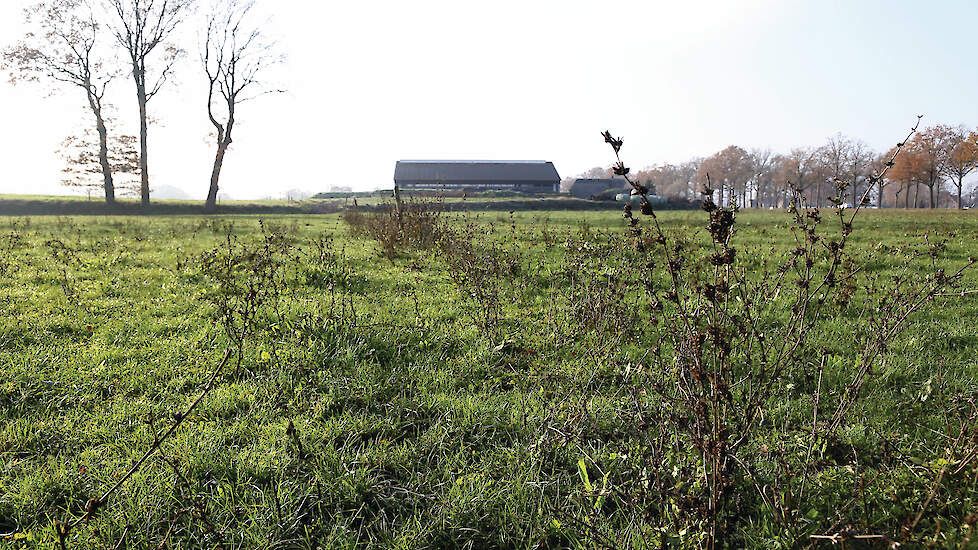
[395,160,560,183]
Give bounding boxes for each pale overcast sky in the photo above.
[0,0,976,199]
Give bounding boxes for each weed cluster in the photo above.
[345,201,526,335]
[53,223,294,549]
[554,125,978,547]
[343,199,444,259]
[561,235,641,337]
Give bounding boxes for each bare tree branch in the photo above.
[105,0,192,206]
[200,0,284,211]
[2,0,121,203]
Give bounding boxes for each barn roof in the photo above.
[394,160,560,183]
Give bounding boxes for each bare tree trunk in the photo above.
[137,85,150,206]
[86,89,115,204]
[205,140,230,211]
[929,183,936,209]
[96,117,115,204]
[957,179,963,209]
[109,0,192,207]
[393,183,404,228]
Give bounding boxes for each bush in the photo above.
[342,199,445,259]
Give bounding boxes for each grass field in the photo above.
[1,208,977,548]
[0,194,628,217]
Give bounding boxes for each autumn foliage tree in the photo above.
[567,124,976,210]
[697,145,753,207]
[915,126,952,208]
[888,126,955,208]
[2,0,120,203]
[940,126,978,209]
[600,125,978,211]
[636,161,700,201]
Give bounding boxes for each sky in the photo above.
[1,0,977,199]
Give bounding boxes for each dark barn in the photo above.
[394,160,560,193]
[568,178,629,199]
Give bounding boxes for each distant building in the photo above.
[394,160,560,193]
[569,178,629,199]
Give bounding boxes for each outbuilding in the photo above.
[568,178,629,199]
[394,160,560,193]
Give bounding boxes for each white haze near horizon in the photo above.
[1,0,977,200]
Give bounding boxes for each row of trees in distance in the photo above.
[567,125,978,209]
[2,0,281,210]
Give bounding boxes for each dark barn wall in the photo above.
[399,180,557,192]
[394,161,560,194]
[568,178,629,199]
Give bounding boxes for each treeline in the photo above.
[567,125,978,209]
[2,0,281,211]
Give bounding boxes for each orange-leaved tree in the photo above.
[891,125,956,208]
[940,126,978,209]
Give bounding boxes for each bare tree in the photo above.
[966,183,978,208]
[844,138,875,207]
[871,151,892,207]
[677,159,701,201]
[773,148,822,207]
[583,166,614,179]
[202,0,282,211]
[107,0,192,206]
[816,134,853,207]
[748,148,774,207]
[3,0,119,203]
[559,176,575,193]
[818,134,877,207]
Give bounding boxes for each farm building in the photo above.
[394,160,560,193]
[568,178,629,199]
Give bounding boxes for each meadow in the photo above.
[1,207,977,548]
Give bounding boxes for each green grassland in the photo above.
[0,194,622,217]
[0,195,347,216]
[1,209,977,548]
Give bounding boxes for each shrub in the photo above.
[342,199,444,259]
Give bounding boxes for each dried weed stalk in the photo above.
[561,121,977,548]
[54,223,291,549]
